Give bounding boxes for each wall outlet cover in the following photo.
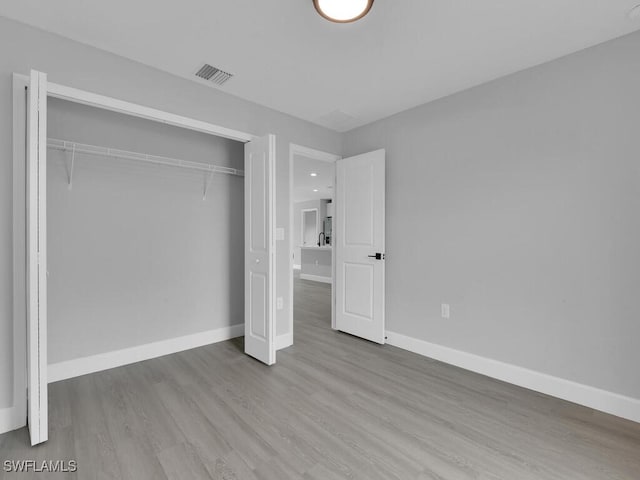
[441,304,450,319]
[275,228,285,241]
[277,297,284,310]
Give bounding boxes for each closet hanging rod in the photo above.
[47,138,244,177]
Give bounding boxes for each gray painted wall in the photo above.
[344,31,640,400]
[300,249,332,279]
[47,98,244,364]
[0,17,341,409]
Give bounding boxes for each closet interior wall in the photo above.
[47,98,244,365]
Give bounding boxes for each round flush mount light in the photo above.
[310,172,318,177]
[313,0,374,23]
[313,189,319,192]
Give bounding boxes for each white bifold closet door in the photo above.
[244,135,277,365]
[27,70,48,445]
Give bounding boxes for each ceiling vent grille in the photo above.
[195,64,233,86]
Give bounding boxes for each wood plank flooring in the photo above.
[1,272,639,479]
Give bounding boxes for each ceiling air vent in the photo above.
[195,64,233,86]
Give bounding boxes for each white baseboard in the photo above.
[0,406,24,434]
[276,333,293,350]
[300,273,332,284]
[386,330,640,424]
[48,324,244,383]
[293,264,301,270]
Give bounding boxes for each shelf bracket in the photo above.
[66,143,76,190]
[203,170,215,200]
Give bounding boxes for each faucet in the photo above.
[318,232,326,247]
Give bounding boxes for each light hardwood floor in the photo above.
[1,272,639,479]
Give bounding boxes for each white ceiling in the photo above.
[293,155,334,203]
[2,1,640,132]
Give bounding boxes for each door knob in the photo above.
[255,259,261,264]
[368,253,385,260]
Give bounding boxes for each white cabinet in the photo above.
[326,202,334,217]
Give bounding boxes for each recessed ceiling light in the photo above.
[313,0,374,23]
[310,172,318,177]
[313,189,319,192]
[629,4,640,19]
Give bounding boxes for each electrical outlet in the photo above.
[275,228,285,241]
[277,297,284,310]
[441,303,450,319]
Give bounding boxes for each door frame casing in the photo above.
[11,72,258,435]
[9,75,29,434]
[289,144,341,340]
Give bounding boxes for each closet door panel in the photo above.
[27,69,48,445]
[244,134,276,365]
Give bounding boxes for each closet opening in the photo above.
[45,97,246,381]
[13,71,276,445]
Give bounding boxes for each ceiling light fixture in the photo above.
[313,189,319,192]
[313,0,374,23]
[310,172,318,177]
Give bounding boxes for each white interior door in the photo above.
[244,134,276,365]
[335,149,385,344]
[27,69,48,445]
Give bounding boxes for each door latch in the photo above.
[368,253,385,260]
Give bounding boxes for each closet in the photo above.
[46,98,245,368]
[16,71,276,445]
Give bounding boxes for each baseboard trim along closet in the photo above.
[299,273,332,284]
[385,330,640,424]
[276,333,293,350]
[48,324,244,383]
[0,406,24,434]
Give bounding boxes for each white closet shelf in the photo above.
[47,138,244,177]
